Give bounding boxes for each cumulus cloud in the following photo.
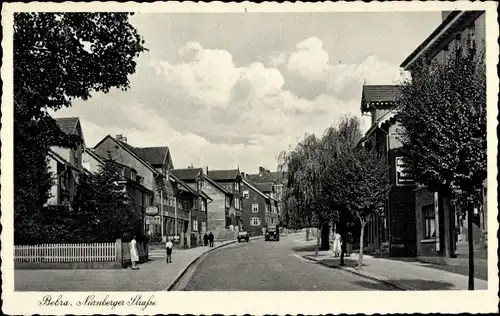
[54,37,396,171]
[286,37,405,100]
[287,37,330,81]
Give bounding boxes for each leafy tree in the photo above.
[325,147,390,268]
[74,160,141,242]
[396,45,486,290]
[14,12,146,243]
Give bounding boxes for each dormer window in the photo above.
[234,182,240,192]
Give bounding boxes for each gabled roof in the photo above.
[169,173,212,201]
[135,146,170,167]
[207,169,241,181]
[55,117,80,135]
[93,135,161,176]
[361,85,402,113]
[242,179,270,201]
[247,173,275,184]
[171,168,231,195]
[254,182,274,193]
[171,168,203,181]
[400,11,483,69]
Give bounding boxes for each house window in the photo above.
[200,198,206,212]
[225,196,231,208]
[192,219,198,232]
[234,182,240,192]
[243,190,250,199]
[130,169,137,180]
[266,204,269,213]
[235,198,240,210]
[251,217,261,226]
[201,221,206,232]
[422,204,436,239]
[252,204,259,213]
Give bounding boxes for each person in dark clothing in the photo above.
[346,231,354,257]
[203,233,209,246]
[208,231,214,247]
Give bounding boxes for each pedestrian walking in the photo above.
[129,236,139,270]
[203,232,209,246]
[345,231,353,257]
[166,237,173,263]
[332,231,342,257]
[208,231,214,247]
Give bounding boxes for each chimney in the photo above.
[259,166,264,175]
[116,134,127,143]
[206,166,209,174]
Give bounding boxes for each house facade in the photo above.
[358,85,417,257]
[207,169,243,231]
[46,117,85,206]
[246,166,284,222]
[241,178,273,236]
[400,10,487,259]
[93,135,159,237]
[171,168,233,236]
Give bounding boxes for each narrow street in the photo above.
[176,235,398,291]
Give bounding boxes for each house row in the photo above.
[357,10,487,262]
[46,119,284,245]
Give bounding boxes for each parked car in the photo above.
[237,231,249,242]
[265,225,280,241]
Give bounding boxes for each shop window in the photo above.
[422,204,436,239]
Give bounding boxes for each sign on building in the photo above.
[395,157,415,186]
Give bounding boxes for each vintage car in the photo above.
[265,225,280,241]
[237,231,249,242]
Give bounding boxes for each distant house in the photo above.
[171,167,234,234]
[207,169,243,231]
[46,117,85,206]
[169,172,211,245]
[241,177,277,237]
[246,166,284,223]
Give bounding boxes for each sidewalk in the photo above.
[15,239,239,292]
[303,250,488,291]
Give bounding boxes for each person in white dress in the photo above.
[130,236,139,270]
[332,231,342,257]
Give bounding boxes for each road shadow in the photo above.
[352,280,401,291]
[321,258,367,268]
[388,279,455,290]
[292,244,318,252]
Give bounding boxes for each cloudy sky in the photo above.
[53,11,442,173]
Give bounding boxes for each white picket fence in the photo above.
[14,242,117,263]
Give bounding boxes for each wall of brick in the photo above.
[241,183,267,237]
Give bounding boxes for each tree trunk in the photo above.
[467,203,475,290]
[315,227,320,257]
[320,222,330,250]
[358,222,366,269]
[306,227,310,241]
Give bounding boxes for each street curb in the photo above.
[166,236,263,291]
[303,255,416,291]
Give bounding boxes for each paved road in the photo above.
[179,235,398,291]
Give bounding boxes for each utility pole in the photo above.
[160,190,164,242]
